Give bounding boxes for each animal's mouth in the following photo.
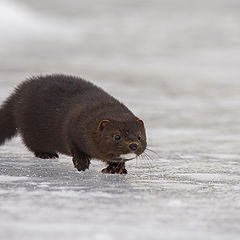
[115,152,137,161]
[106,150,145,163]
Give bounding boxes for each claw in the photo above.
[101,162,127,174]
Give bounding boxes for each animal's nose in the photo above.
[129,143,138,151]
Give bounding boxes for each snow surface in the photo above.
[0,0,240,239]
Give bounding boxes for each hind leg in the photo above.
[19,131,59,159]
[34,152,59,159]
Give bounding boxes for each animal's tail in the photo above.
[0,95,17,145]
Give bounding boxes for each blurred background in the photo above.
[1,0,240,135]
[0,0,240,239]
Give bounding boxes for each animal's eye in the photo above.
[137,135,141,141]
[114,135,121,141]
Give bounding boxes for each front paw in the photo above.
[101,162,127,174]
[73,157,90,171]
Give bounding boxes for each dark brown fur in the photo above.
[0,74,147,174]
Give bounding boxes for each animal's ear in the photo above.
[137,119,144,126]
[97,120,110,131]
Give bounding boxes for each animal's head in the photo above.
[94,118,147,162]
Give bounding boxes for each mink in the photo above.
[0,74,147,174]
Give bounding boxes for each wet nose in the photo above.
[129,143,138,151]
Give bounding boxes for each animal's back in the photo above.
[12,74,114,153]
[15,74,107,107]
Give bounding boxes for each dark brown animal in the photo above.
[0,74,147,174]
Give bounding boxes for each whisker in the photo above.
[145,154,154,168]
[116,161,121,168]
[141,152,153,168]
[135,156,139,168]
[145,147,161,158]
[143,151,154,161]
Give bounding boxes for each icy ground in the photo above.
[1,0,240,239]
